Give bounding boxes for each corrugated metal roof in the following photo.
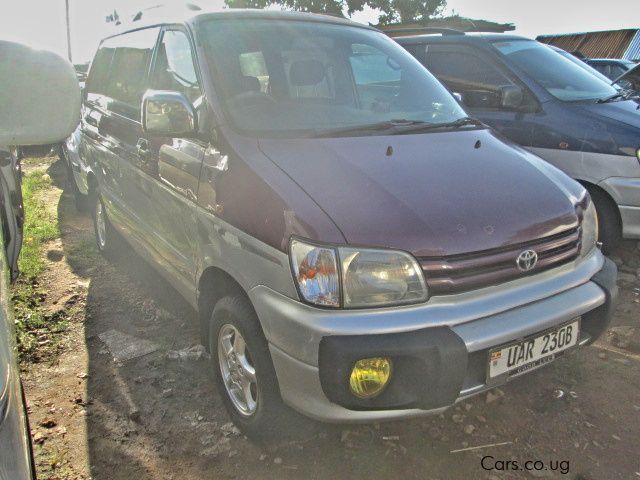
[623,31,640,61]
[537,29,639,59]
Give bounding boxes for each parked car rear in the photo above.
[78,11,616,436]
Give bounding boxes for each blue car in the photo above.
[397,32,640,251]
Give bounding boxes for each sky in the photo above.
[2,0,639,63]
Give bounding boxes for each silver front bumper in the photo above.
[249,250,608,423]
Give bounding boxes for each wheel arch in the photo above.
[578,180,621,222]
[197,266,256,349]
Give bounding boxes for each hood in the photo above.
[614,63,640,93]
[577,98,640,129]
[258,129,580,257]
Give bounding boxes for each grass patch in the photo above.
[12,167,67,363]
[19,171,59,277]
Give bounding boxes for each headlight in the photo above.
[340,247,427,308]
[580,197,598,257]
[290,239,340,307]
[290,238,428,308]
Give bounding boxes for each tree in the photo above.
[367,0,447,24]
[225,0,447,25]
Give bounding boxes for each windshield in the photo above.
[493,39,618,102]
[552,49,617,86]
[198,19,467,137]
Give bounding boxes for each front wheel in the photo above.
[209,295,296,439]
[92,193,117,257]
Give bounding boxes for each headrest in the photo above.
[289,60,325,86]
[239,75,261,93]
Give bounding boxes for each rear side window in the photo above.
[98,28,159,119]
[151,29,201,103]
[87,28,160,121]
[86,45,115,97]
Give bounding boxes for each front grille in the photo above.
[419,227,581,295]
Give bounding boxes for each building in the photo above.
[537,29,640,61]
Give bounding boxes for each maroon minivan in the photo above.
[78,10,617,436]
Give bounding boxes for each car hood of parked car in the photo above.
[577,97,640,130]
[258,128,582,257]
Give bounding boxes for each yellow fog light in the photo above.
[349,357,392,399]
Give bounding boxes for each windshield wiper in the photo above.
[597,92,626,103]
[388,116,484,134]
[313,117,482,138]
[313,119,427,137]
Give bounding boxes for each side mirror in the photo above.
[0,40,80,145]
[142,90,197,137]
[500,85,524,110]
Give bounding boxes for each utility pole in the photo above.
[65,0,72,62]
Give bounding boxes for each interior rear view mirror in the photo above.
[0,40,81,146]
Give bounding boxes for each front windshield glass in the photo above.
[199,19,467,137]
[493,39,618,102]
[553,49,617,86]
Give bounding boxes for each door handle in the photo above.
[136,138,150,157]
[84,114,98,127]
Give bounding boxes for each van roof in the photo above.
[105,8,375,39]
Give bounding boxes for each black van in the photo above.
[397,32,640,251]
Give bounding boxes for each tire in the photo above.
[208,295,299,440]
[20,382,37,480]
[92,192,117,257]
[588,187,620,255]
[61,146,90,212]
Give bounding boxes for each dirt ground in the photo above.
[20,158,640,480]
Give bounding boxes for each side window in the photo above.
[349,43,401,112]
[85,44,115,99]
[105,28,159,119]
[424,45,517,109]
[152,30,201,103]
[400,43,425,64]
[609,64,625,79]
[239,51,269,93]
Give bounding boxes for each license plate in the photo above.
[488,320,580,380]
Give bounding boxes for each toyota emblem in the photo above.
[516,249,538,272]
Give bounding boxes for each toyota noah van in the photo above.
[78,10,617,435]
